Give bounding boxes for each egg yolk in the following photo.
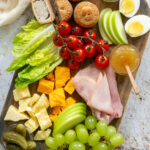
[121,0,135,15]
[128,21,144,36]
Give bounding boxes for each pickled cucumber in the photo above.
[16,124,27,137]
[27,141,36,150]
[6,144,22,150]
[2,131,28,150]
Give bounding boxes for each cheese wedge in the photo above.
[4,105,29,121]
[32,94,49,113]
[34,129,51,141]
[36,108,52,130]
[18,98,31,112]
[25,117,39,133]
[13,87,30,102]
[28,93,40,107]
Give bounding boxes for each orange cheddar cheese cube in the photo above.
[47,72,55,81]
[64,78,75,95]
[37,79,54,94]
[52,106,62,115]
[49,88,65,108]
[49,114,57,122]
[62,97,76,110]
[55,66,70,89]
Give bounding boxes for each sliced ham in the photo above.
[105,66,123,118]
[72,64,123,124]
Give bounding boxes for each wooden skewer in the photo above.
[125,65,139,95]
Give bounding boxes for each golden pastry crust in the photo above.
[56,0,73,21]
[74,1,99,28]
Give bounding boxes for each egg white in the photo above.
[119,0,140,18]
[125,15,150,37]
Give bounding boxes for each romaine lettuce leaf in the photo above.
[22,19,42,32]
[12,21,55,57]
[15,58,63,88]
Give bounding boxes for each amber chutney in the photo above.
[110,44,140,75]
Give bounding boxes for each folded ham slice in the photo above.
[72,64,123,124]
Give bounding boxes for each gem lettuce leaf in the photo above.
[7,19,63,88]
[12,20,55,58]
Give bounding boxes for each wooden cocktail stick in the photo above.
[125,65,139,95]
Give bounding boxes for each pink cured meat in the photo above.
[89,72,114,115]
[105,66,123,118]
[72,64,123,124]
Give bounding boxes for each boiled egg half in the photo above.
[119,0,140,17]
[125,15,150,37]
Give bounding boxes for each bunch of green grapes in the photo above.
[45,116,124,150]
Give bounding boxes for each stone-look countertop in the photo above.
[0,2,149,150]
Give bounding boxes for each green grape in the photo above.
[75,124,86,130]
[110,133,124,146]
[69,141,85,150]
[85,116,97,130]
[92,142,108,150]
[108,144,115,150]
[65,129,76,144]
[96,121,107,136]
[88,131,100,146]
[105,126,116,140]
[75,125,89,143]
[45,137,58,149]
[54,133,65,147]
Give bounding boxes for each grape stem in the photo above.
[53,23,107,58]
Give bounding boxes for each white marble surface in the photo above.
[0,3,150,150]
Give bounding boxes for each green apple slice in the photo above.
[54,109,86,131]
[54,106,86,125]
[107,12,122,44]
[54,103,86,123]
[102,9,118,44]
[53,114,86,136]
[111,11,128,44]
[98,8,112,44]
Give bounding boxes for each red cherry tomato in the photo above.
[73,48,86,62]
[53,34,63,46]
[71,25,83,36]
[58,21,71,36]
[77,39,84,48]
[67,59,80,70]
[83,44,96,58]
[95,54,109,70]
[65,35,79,49]
[95,40,110,54]
[59,47,70,60]
[83,30,97,43]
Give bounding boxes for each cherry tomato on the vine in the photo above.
[67,59,80,70]
[95,40,110,54]
[71,25,83,36]
[83,30,97,43]
[83,44,96,58]
[65,35,79,49]
[77,39,84,48]
[59,47,70,60]
[53,34,63,46]
[95,54,109,70]
[73,48,86,62]
[58,21,71,36]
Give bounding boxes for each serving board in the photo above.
[0,0,149,149]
